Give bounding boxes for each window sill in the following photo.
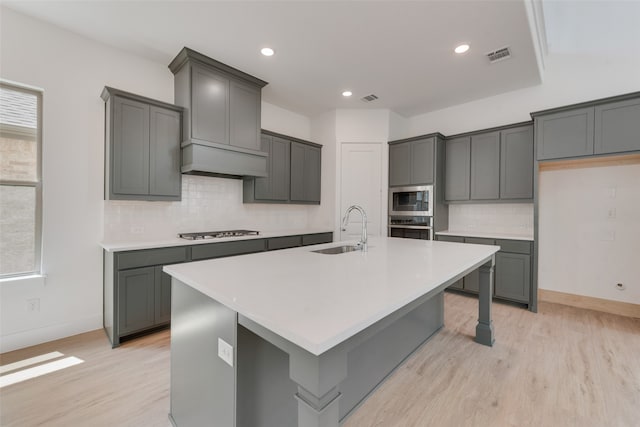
[0,274,46,286]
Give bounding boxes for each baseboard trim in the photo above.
[538,289,640,319]
[0,315,103,354]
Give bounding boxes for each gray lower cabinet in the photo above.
[389,137,435,186]
[104,232,333,347]
[444,137,471,201]
[500,125,534,199]
[470,132,500,200]
[290,141,321,203]
[437,234,532,306]
[102,87,183,201]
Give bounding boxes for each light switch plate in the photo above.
[218,338,234,367]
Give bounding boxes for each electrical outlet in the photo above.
[27,298,40,312]
[130,226,144,234]
[218,338,234,367]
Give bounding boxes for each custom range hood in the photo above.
[169,47,269,178]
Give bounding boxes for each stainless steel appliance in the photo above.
[388,185,433,217]
[388,216,432,240]
[388,185,434,240]
[179,230,260,240]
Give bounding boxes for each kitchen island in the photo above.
[164,237,499,427]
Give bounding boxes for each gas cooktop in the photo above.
[178,230,260,240]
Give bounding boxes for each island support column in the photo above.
[476,256,495,346]
[289,347,348,427]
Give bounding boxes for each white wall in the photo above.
[448,204,534,236]
[538,164,640,304]
[0,7,325,352]
[407,51,640,304]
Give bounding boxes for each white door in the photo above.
[340,143,384,241]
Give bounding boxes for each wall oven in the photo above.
[388,185,434,240]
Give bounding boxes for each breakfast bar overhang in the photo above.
[164,238,499,427]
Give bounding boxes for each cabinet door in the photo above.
[500,125,533,199]
[270,136,291,201]
[463,237,495,293]
[445,137,470,201]
[495,252,530,303]
[149,106,181,198]
[411,138,435,185]
[253,134,272,199]
[118,267,155,335]
[470,132,500,200]
[290,142,321,203]
[112,96,150,196]
[389,143,411,187]
[154,266,172,325]
[536,107,594,160]
[191,65,229,145]
[230,80,261,151]
[595,98,640,155]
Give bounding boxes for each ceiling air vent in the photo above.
[486,46,511,63]
[361,94,379,103]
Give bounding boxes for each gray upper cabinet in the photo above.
[470,132,500,200]
[169,47,269,177]
[229,80,261,152]
[445,123,533,203]
[191,64,230,145]
[389,138,434,186]
[244,131,321,204]
[500,125,534,199]
[445,137,471,201]
[533,92,640,161]
[149,106,182,198]
[102,87,183,201]
[290,141,321,203]
[252,134,290,201]
[536,107,594,160]
[389,143,411,186]
[594,97,640,155]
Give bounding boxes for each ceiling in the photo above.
[4,1,546,118]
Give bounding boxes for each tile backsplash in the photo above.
[104,175,322,241]
[448,203,534,235]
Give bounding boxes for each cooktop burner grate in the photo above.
[179,230,260,240]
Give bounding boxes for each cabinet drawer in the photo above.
[302,232,333,246]
[464,237,495,245]
[116,246,188,270]
[437,235,464,243]
[191,239,265,261]
[267,235,302,251]
[496,239,531,254]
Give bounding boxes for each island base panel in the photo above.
[235,292,444,427]
[170,280,236,427]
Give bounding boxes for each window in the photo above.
[0,82,42,278]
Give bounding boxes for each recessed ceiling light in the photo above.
[454,44,470,54]
[261,47,275,57]
[342,91,353,97]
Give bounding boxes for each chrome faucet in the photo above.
[341,205,368,252]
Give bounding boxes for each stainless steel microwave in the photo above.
[389,185,434,217]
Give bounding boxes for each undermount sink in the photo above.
[312,244,360,255]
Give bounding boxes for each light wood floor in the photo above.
[1,293,639,427]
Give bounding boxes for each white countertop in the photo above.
[436,230,534,241]
[100,229,333,252]
[163,237,499,356]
